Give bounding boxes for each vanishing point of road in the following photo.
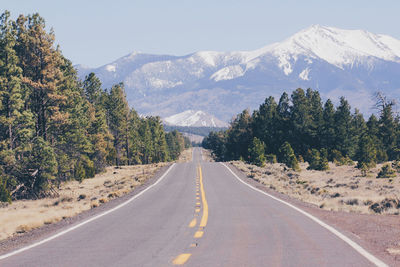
[0,148,386,266]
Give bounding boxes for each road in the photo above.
[0,148,385,266]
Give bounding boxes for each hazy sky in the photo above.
[3,0,400,67]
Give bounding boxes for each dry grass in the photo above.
[0,163,167,241]
[176,148,193,163]
[201,149,214,162]
[231,160,400,215]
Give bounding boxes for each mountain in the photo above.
[163,110,229,127]
[76,25,400,120]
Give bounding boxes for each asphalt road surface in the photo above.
[0,148,386,266]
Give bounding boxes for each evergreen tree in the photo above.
[334,97,354,157]
[278,142,300,171]
[226,109,253,160]
[15,14,67,141]
[378,104,397,160]
[252,96,277,154]
[106,83,129,166]
[248,137,266,167]
[290,88,312,155]
[307,149,329,171]
[83,73,111,172]
[356,135,377,170]
[321,99,336,156]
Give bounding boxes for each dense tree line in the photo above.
[163,125,228,137]
[203,88,400,172]
[0,11,188,202]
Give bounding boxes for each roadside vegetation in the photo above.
[203,88,400,214]
[0,11,190,203]
[232,160,400,215]
[203,88,399,178]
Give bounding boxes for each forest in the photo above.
[203,88,400,175]
[0,11,189,203]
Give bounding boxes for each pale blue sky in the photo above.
[3,0,400,67]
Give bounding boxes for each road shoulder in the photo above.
[224,162,400,266]
[0,164,173,256]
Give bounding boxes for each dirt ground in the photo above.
[231,160,400,215]
[0,149,193,242]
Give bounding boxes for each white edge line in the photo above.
[0,163,176,260]
[220,162,388,267]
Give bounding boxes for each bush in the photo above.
[392,160,400,172]
[377,164,396,178]
[279,142,300,171]
[266,154,277,164]
[248,137,266,167]
[307,149,329,171]
[331,149,353,166]
[359,163,369,177]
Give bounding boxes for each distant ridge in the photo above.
[77,25,400,120]
[163,110,229,128]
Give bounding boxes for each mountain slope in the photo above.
[76,25,400,120]
[163,110,229,127]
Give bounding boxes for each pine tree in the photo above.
[106,83,129,166]
[127,109,142,164]
[252,96,277,154]
[0,11,35,198]
[334,97,354,157]
[307,149,329,171]
[378,104,397,160]
[290,88,312,155]
[15,14,67,141]
[321,99,336,156]
[83,73,112,172]
[356,135,377,170]
[248,137,266,167]
[226,109,253,160]
[278,142,300,171]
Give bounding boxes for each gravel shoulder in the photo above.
[226,162,400,266]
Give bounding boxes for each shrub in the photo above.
[266,154,277,164]
[307,149,329,171]
[359,163,369,177]
[278,142,300,171]
[392,160,400,172]
[377,164,396,178]
[331,149,353,166]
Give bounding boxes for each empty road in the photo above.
[0,148,386,266]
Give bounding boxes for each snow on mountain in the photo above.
[164,110,229,128]
[76,25,400,121]
[265,25,400,73]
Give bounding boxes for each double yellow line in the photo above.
[172,165,208,265]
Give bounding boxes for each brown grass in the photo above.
[176,148,193,163]
[231,160,400,215]
[201,149,214,162]
[0,163,167,241]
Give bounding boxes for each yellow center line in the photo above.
[173,253,191,265]
[194,231,204,238]
[188,218,197,228]
[198,165,209,228]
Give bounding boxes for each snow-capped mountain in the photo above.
[76,25,400,120]
[163,110,228,128]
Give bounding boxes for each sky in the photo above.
[3,0,400,67]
